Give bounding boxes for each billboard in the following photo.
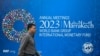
[0,0,100,56]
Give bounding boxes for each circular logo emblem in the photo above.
[82,42,93,54]
[2,9,35,42]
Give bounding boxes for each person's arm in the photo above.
[18,35,29,56]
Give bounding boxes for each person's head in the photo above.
[27,23,36,34]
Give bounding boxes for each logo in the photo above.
[82,42,93,54]
[2,9,35,42]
